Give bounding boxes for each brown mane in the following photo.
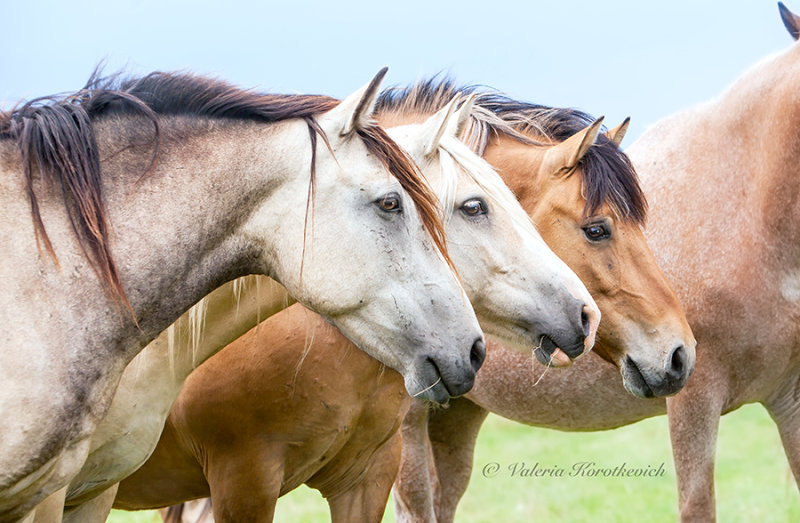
[376,78,648,224]
[0,70,450,315]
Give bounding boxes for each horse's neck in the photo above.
[633,46,800,264]
[92,117,306,353]
[723,46,800,261]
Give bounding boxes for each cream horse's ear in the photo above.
[605,117,631,148]
[541,116,605,176]
[779,2,800,40]
[446,93,477,141]
[421,94,462,157]
[334,67,388,136]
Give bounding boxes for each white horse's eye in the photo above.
[460,198,488,217]
[376,192,402,213]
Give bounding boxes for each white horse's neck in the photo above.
[95,116,309,357]
[0,115,310,500]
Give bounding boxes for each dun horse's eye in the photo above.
[583,223,611,241]
[461,198,488,217]
[377,193,402,213]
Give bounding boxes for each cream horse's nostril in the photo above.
[581,307,590,337]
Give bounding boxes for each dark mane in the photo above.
[104,71,341,122]
[377,77,648,224]
[0,69,450,316]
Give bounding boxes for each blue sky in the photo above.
[2,1,793,143]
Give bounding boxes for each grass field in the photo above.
[108,403,799,522]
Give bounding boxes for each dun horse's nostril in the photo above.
[667,345,686,379]
[470,338,486,373]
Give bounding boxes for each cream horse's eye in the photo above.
[376,192,402,213]
[460,198,488,216]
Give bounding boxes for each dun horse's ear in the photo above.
[779,2,800,40]
[605,117,631,148]
[541,116,605,176]
[336,67,388,136]
[448,93,478,140]
[421,94,461,157]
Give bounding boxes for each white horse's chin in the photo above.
[533,346,573,368]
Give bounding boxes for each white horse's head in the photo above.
[244,70,484,403]
[386,96,600,370]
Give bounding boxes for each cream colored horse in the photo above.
[0,68,486,520]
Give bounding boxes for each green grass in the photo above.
[109,403,798,522]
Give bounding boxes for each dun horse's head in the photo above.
[486,115,696,397]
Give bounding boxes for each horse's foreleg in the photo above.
[427,397,490,523]
[667,389,724,522]
[205,447,282,523]
[392,400,437,523]
[765,374,800,490]
[325,432,402,523]
[61,484,117,523]
[21,486,66,523]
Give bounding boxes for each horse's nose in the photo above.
[665,344,688,381]
[581,306,591,337]
[581,302,600,351]
[470,337,486,373]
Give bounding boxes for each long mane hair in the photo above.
[376,77,648,224]
[0,69,448,316]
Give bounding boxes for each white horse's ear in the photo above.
[421,94,462,157]
[605,117,630,148]
[447,93,477,140]
[335,67,388,136]
[541,116,604,176]
[779,2,800,40]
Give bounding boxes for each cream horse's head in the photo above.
[386,95,600,369]
[243,70,484,403]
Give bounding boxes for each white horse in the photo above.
[0,68,486,520]
[36,95,598,522]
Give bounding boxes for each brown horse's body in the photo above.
[397,18,800,522]
[114,304,408,522]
